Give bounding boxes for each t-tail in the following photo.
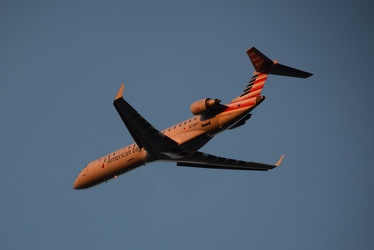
[232,47,312,103]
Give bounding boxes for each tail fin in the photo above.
[232,47,312,103]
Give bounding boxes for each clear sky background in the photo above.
[1,0,373,249]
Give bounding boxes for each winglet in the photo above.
[115,83,125,100]
[275,154,285,167]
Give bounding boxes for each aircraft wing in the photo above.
[113,84,179,158]
[176,151,284,171]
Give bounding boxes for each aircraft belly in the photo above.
[218,109,251,130]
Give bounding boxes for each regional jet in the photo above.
[73,47,312,189]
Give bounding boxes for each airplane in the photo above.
[73,47,312,189]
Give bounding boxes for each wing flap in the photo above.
[177,151,284,171]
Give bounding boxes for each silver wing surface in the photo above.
[176,151,284,171]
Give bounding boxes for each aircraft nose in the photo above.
[73,174,83,190]
[73,178,80,190]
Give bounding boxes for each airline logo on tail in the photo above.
[238,73,268,99]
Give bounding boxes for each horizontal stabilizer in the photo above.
[271,63,312,78]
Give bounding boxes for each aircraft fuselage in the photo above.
[73,96,263,189]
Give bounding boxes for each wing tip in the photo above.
[275,154,285,167]
[115,83,125,100]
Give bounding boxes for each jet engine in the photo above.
[190,98,221,115]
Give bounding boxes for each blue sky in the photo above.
[1,0,373,249]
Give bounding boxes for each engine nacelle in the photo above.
[190,98,221,115]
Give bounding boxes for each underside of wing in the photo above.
[176,151,284,171]
[113,84,179,158]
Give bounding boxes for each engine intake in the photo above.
[190,98,221,115]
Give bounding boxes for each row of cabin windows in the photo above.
[163,117,197,133]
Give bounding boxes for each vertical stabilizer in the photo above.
[232,47,312,103]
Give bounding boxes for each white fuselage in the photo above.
[73,96,262,189]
